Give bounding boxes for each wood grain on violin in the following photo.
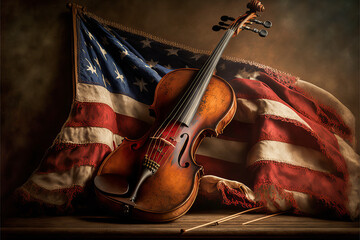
[94,0,268,222]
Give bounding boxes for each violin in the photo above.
[94,0,269,222]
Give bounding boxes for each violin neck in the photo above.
[198,29,234,80]
[175,29,235,126]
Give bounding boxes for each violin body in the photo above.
[95,68,236,222]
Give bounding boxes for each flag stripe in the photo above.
[220,120,252,142]
[57,126,123,151]
[252,161,347,208]
[235,98,311,129]
[295,80,355,146]
[335,134,360,219]
[302,115,347,176]
[37,143,111,173]
[76,82,154,123]
[253,116,319,149]
[257,74,352,140]
[195,155,250,184]
[30,165,94,190]
[19,181,70,206]
[197,138,248,164]
[295,80,355,136]
[248,140,335,173]
[283,190,318,215]
[66,101,150,139]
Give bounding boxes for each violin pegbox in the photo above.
[212,0,272,38]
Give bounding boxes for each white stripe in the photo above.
[30,166,95,191]
[57,126,123,150]
[235,98,311,130]
[296,80,355,141]
[335,134,360,219]
[20,182,68,206]
[284,190,318,215]
[247,140,334,173]
[76,83,154,124]
[197,138,248,164]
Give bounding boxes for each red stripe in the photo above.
[219,120,252,142]
[65,101,150,139]
[253,116,320,149]
[37,143,111,173]
[251,161,348,215]
[302,115,348,179]
[195,154,252,186]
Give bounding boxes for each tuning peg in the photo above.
[218,22,230,27]
[241,26,268,37]
[220,15,235,22]
[251,19,272,28]
[212,25,227,31]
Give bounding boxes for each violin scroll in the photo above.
[247,0,265,12]
[212,0,271,38]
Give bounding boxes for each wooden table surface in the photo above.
[2,209,359,239]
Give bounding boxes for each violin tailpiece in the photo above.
[143,158,160,174]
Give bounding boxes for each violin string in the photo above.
[151,29,235,166]
[151,29,234,166]
[148,26,237,167]
[152,29,233,166]
[145,33,227,162]
[177,29,233,127]
[174,31,233,133]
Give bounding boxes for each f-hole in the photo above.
[177,133,190,168]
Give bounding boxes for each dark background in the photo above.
[1,0,359,214]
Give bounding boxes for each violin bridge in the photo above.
[150,137,176,148]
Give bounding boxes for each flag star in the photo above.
[140,39,152,48]
[234,68,260,80]
[102,74,107,86]
[165,48,179,56]
[191,53,202,61]
[85,58,97,76]
[219,63,226,70]
[164,64,172,69]
[95,41,107,60]
[113,63,125,83]
[82,49,86,53]
[116,40,123,47]
[120,48,129,59]
[94,57,100,67]
[146,59,158,68]
[133,78,148,92]
[86,31,95,41]
[185,65,190,68]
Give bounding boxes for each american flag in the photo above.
[16,5,359,219]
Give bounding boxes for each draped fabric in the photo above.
[15,5,359,219]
